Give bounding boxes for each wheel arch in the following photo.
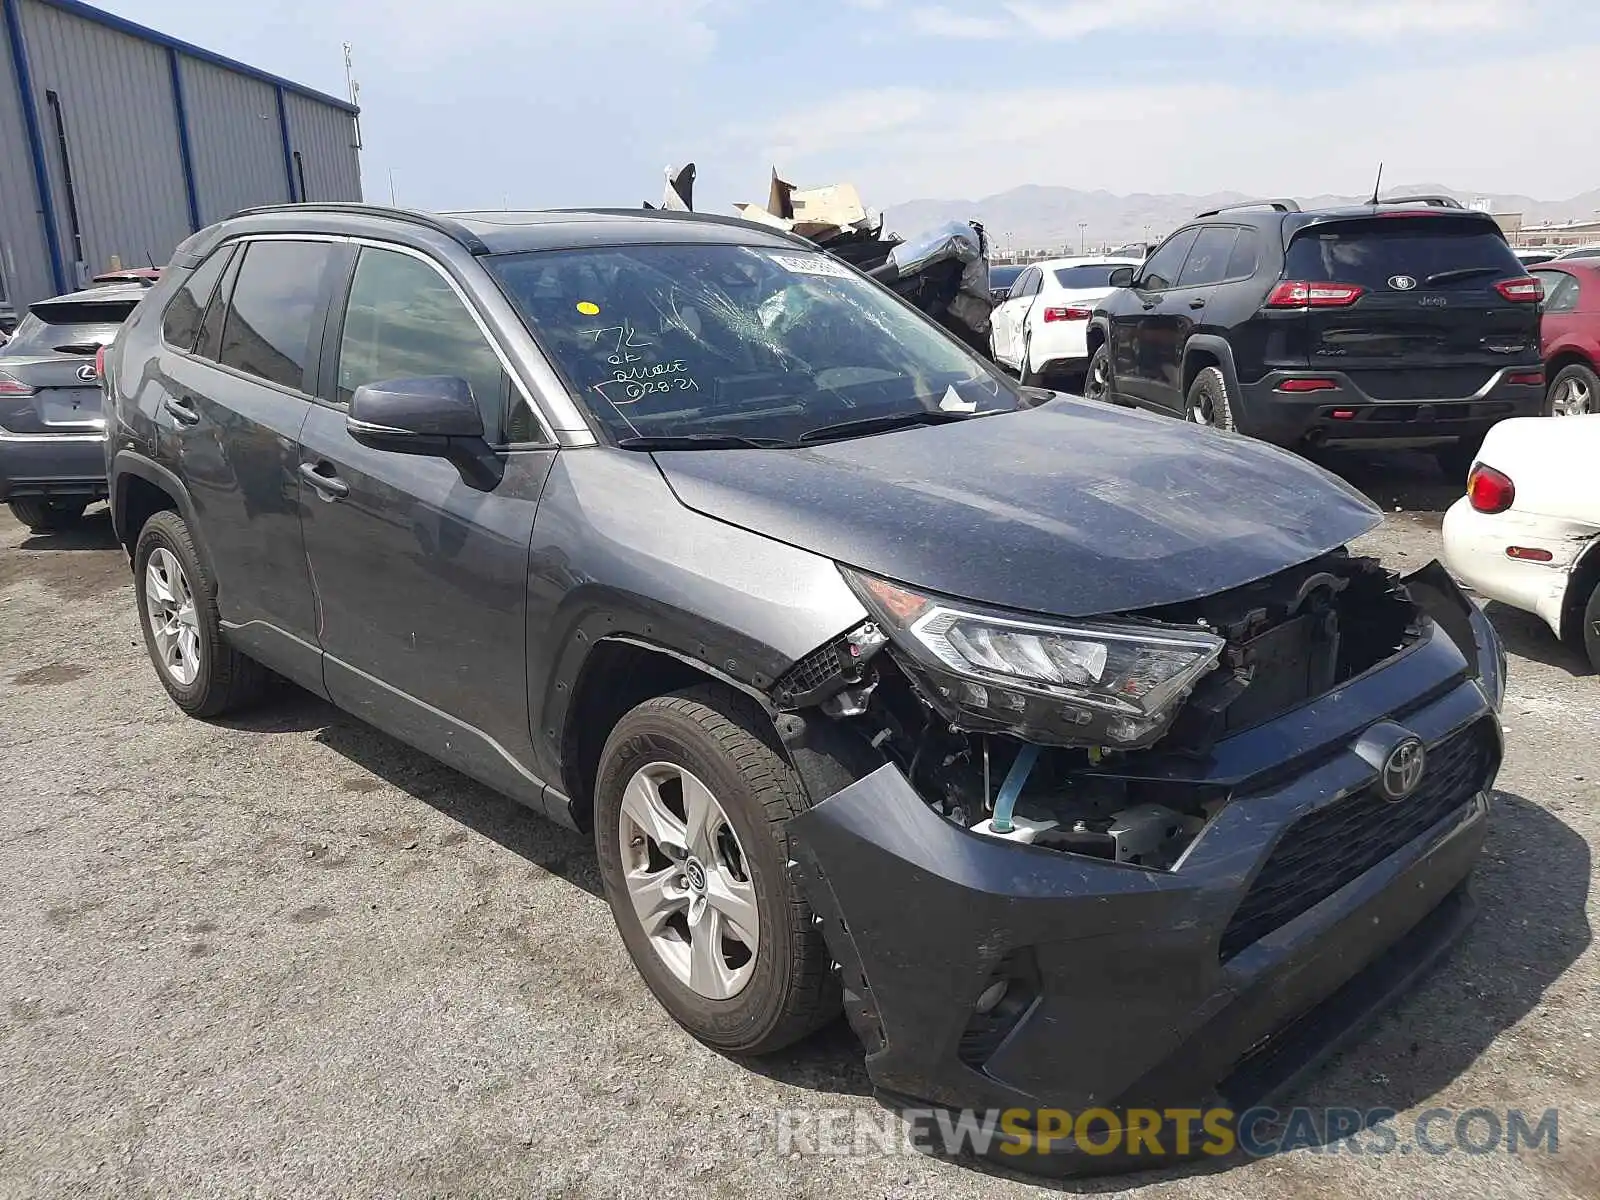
[1560,533,1600,645]
[1546,346,1597,380]
[111,452,214,579]
[1181,335,1239,398]
[556,634,780,833]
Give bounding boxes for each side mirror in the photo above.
[347,376,484,453]
[1109,267,1136,288]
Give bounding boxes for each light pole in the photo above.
[1078,221,1088,254]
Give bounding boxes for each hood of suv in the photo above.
[651,397,1381,618]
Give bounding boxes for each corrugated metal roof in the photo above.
[30,0,359,114]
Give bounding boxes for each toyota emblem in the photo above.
[76,363,99,383]
[1387,275,1418,291]
[1379,737,1427,801]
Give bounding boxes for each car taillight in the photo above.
[1042,307,1093,322]
[0,372,35,396]
[1493,277,1542,303]
[1506,369,1544,386]
[95,345,107,381]
[1265,280,1365,308]
[1467,463,1515,514]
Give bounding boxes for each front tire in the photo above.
[1546,362,1598,417]
[594,686,839,1054]
[1185,366,1237,432]
[8,497,87,531]
[133,510,266,717]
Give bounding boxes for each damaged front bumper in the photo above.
[786,565,1504,1174]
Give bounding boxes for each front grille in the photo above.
[1349,367,1496,400]
[1219,720,1493,961]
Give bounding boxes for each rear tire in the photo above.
[1185,366,1237,432]
[1019,334,1043,387]
[8,497,87,532]
[1433,435,1484,484]
[133,510,266,717]
[1546,362,1598,417]
[594,685,839,1055]
[1580,581,1600,674]
[1084,344,1117,405]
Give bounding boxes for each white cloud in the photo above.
[909,7,1012,38]
[736,48,1600,202]
[905,0,1523,41]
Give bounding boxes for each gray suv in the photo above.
[106,203,1506,1173]
[0,283,141,529]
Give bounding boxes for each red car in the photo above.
[1532,260,1600,416]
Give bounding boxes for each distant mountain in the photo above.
[880,183,1600,253]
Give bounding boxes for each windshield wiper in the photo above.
[616,434,791,451]
[797,409,993,444]
[1423,267,1503,286]
[52,342,106,356]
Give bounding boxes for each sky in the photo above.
[99,0,1600,214]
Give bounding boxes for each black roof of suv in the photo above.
[101,202,1504,1169]
[1083,194,1544,477]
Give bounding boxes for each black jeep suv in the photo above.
[106,203,1505,1172]
[1084,197,1545,478]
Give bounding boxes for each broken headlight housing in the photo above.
[842,569,1225,749]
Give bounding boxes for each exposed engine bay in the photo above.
[774,550,1425,868]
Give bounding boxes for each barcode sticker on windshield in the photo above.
[767,252,855,280]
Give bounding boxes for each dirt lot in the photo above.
[0,453,1596,1199]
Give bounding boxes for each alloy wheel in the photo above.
[1087,352,1111,401]
[144,547,201,686]
[1552,376,1592,416]
[618,762,759,1000]
[1188,389,1217,426]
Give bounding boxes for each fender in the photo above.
[109,449,218,583]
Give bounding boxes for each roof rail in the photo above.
[1194,199,1301,218]
[227,203,492,255]
[1375,195,1466,209]
[554,206,822,249]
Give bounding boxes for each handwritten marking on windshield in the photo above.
[579,321,655,367]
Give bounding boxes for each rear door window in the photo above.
[1139,229,1200,290]
[218,240,337,391]
[161,245,236,352]
[1178,227,1239,287]
[1284,218,1524,290]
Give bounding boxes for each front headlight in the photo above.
[843,568,1225,749]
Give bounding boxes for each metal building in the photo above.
[0,0,360,321]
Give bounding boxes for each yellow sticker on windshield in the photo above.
[576,301,601,315]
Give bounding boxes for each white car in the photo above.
[1442,414,1600,670]
[989,257,1141,383]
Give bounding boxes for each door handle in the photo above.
[1189,297,1207,310]
[299,461,350,500]
[162,395,199,425]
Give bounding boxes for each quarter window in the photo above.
[161,244,235,352]
[335,247,518,438]
[1224,229,1260,280]
[1533,270,1580,314]
[219,240,337,391]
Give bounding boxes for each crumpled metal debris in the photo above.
[654,163,994,351]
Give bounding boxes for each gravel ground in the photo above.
[0,452,1595,1199]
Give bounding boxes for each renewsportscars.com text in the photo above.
[774,1106,1561,1160]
